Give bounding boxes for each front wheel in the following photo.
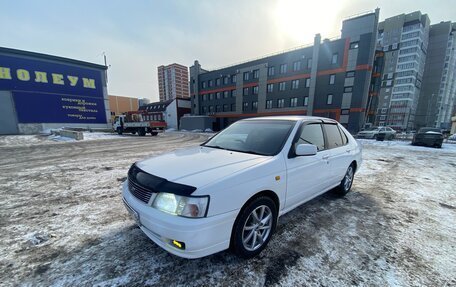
[335,164,355,196]
[231,197,277,258]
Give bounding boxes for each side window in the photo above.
[324,124,343,149]
[338,126,348,145]
[296,124,325,151]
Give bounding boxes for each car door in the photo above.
[323,123,352,185]
[285,122,332,209]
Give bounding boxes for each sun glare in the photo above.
[274,0,344,44]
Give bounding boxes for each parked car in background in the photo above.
[412,127,444,148]
[356,127,396,140]
[122,116,362,259]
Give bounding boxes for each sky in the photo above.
[1,0,455,102]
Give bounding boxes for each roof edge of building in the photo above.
[0,46,108,70]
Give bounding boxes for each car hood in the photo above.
[135,146,270,188]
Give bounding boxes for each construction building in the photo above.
[188,10,380,133]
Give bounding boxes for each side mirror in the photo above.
[295,144,317,156]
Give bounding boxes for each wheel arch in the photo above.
[229,189,280,247]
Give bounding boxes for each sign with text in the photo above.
[0,53,107,123]
[13,92,107,123]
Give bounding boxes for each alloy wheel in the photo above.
[242,205,273,251]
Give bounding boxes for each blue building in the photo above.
[0,47,109,134]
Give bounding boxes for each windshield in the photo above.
[365,127,380,131]
[202,120,296,156]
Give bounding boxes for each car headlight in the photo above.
[152,192,209,218]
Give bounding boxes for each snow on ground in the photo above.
[0,134,455,286]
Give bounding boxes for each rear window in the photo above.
[419,128,441,133]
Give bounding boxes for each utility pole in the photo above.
[103,52,108,84]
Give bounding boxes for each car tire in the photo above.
[335,164,355,196]
[231,196,277,259]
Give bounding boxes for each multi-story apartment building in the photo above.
[374,11,430,131]
[157,63,190,102]
[189,10,380,133]
[417,21,456,130]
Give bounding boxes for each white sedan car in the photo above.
[122,116,362,259]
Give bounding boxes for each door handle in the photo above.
[346,149,351,153]
[322,155,329,160]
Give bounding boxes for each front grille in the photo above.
[128,177,153,203]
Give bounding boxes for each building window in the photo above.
[253,86,259,94]
[344,86,353,93]
[243,87,249,96]
[267,83,274,93]
[326,94,333,105]
[223,77,228,85]
[290,97,298,107]
[293,61,301,71]
[291,79,299,89]
[279,82,286,91]
[252,101,258,110]
[231,74,236,83]
[243,72,249,81]
[349,42,359,49]
[346,71,355,77]
[253,69,259,79]
[243,102,249,111]
[231,90,236,97]
[223,91,229,98]
[202,81,207,89]
[215,78,221,86]
[209,93,214,100]
[331,53,338,64]
[307,58,312,69]
[379,115,386,121]
[209,105,214,112]
[216,105,221,112]
[277,99,285,108]
[268,66,275,76]
[280,64,287,74]
[329,74,336,85]
[266,100,272,109]
[202,94,207,101]
[201,106,207,114]
[231,103,235,111]
[305,78,311,88]
[304,97,309,106]
[216,92,221,99]
[208,80,213,87]
[223,104,228,112]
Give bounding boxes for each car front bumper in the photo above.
[122,182,238,259]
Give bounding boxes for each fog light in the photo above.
[171,239,185,250]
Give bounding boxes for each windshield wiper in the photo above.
[229,149,268,156]
[202,144,229,151]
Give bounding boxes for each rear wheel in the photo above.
[335,164,355,196]
[231,196,277,258]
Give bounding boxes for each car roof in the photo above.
[242,115,338,123]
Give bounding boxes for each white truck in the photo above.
[113,112,166,136]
